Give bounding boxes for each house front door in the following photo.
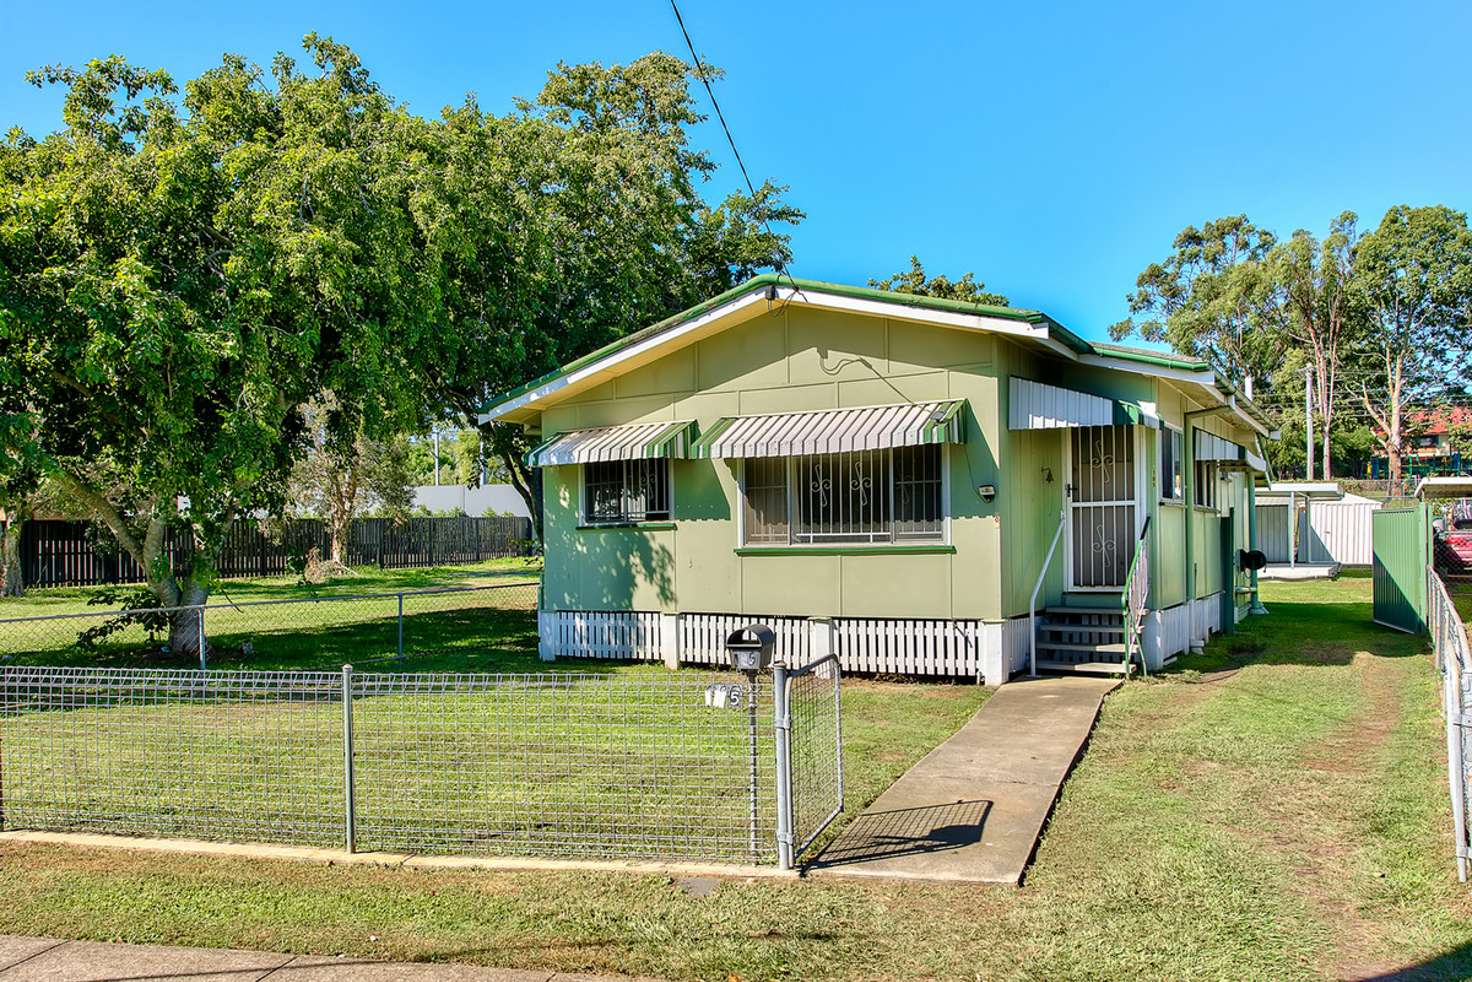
[1067,424,1140,590]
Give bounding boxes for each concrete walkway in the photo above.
[809,675,1119,885]
[0,935,657,982]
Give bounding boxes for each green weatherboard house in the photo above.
[482,275,1276,683]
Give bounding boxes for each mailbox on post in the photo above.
[725,623,776,676]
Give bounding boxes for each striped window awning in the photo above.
[526,419,696,468]
[689,401,965,460]
[1008,378,1158,430]
[1194,430,1244,462]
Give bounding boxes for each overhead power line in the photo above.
[666,0,800,293]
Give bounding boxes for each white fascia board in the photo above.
[1085,354,1272,439]
[479,288,773,422]
[481,285,1079,422]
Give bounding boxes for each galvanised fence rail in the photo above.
[19,515,533,589]
[0,655,843,868]
[1431,566,1472,882]
[0,581,541,670]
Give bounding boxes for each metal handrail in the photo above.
[1029,510,1067,678]
[1120,518,1152,677]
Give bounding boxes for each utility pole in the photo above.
[432,427,441,486]
[1305,366,1315,482]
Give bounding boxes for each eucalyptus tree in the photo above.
[1257,213,1363,477]
[1352,205,1472,485]
[1111,215,1279,391]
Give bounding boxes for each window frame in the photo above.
[1192,458,1218,510]
[578,458,674,527]
[737,445,950,548]
[1159,425,1184,502]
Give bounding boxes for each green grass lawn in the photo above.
[0,559,543,671]
[0,577,1469,979]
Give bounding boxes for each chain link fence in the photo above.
[0,582,541,669]
[0,652,842,868]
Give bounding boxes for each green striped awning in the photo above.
[525,420,696,468]
[689,401,965,460]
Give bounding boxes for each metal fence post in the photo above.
[342,663,357,853]
[197,606,207,671]
[772,659,794,871]
[396,593,405,659]
[746,674,759,863]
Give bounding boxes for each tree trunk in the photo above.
[0,512,25,597]
[501,449,543,544]
[159,575,210,663]
[330,513,350,565]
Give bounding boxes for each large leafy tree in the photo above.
[1111,215,1279,389]
[871,256,1009,306]
[419,54,803,537]
[0,39,449,656]
[1256,213,1364,478]
[1352,205,1472,485]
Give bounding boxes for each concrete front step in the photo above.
[1038,641,1126,655]
[1036,659,1130,675]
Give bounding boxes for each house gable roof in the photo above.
[480,273,1273,437]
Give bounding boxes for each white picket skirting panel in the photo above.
[540,610,1015,683]
[831,617,987,678]
[1140,592,1225,668]
[678,613,811,666]
[538,610,664,661]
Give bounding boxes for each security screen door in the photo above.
[1068,425,1137,589]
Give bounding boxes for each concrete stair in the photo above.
[1034,605,1131,676]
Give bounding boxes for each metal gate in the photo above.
[773,654,844,868]
[1372,505,1428,633]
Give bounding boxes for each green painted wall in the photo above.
[534,302,1267,622]
[539,304,1004,619]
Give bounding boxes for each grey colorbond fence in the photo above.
[0,582,543,670]
[0,654,843,868]
[19,515,533,589]
[1431,567,1472,881]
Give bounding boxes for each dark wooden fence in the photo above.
[19,516,534,589]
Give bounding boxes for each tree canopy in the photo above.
[0,36,802,651]
[870,256,1008,306]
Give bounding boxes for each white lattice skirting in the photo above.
[539,595,1225,682]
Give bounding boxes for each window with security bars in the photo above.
[583,459,670,524]
[740,445,945,545]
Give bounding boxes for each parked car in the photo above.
[1435,499,1472,576]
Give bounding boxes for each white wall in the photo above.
[411,483,531,518]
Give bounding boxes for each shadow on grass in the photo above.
[1156,599,1429,677]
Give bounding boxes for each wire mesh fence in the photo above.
[0,582,541,669]
[0,664,781,863]
[0,651,842,867]
[784,655,844,862]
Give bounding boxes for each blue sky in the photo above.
[3,0,1470,343]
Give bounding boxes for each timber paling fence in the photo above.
[0,654,843,868]
[19,515,534,589]
[1431,567,1472,881]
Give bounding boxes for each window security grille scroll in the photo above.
[583,459,670,525]
[741,445,944,545]
[1161,428,1183,500]
[1193,460,1218,509]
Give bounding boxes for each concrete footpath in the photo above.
[0,935,658,982]
[810,675,1119,885]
